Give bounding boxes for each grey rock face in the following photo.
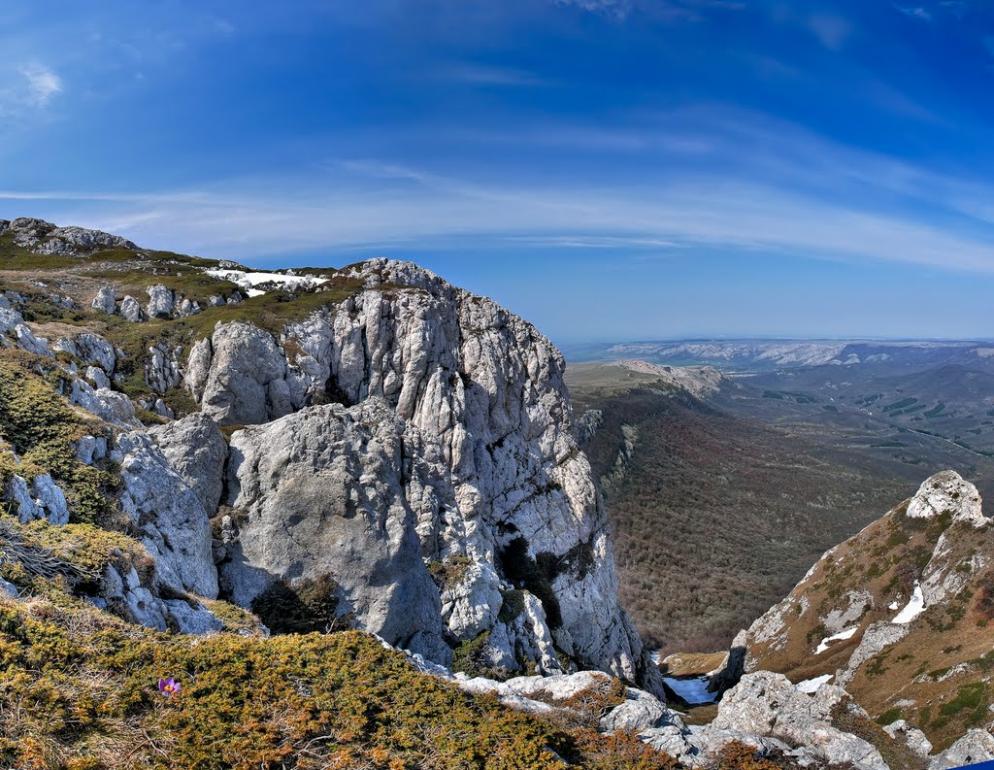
[196,322,290,424]
[176,297,200,317]
[14,323,50,356]
[574,408,603,447]
[145,341,183,394]
[162,599,223,634]
[184,337,213,402]
[0,577,17,598]
[929,729,994,770]
[91,285,117,314]
[32,474,69,525]
[0,473,68,525]
[102,564,169,631]
[0,306,22,334]
[640,725,794,769]
[76,332,117,373]
[5,475,42,522]
[116,430,218,598]
[485,591,563,675]
[75,435,109,465]
[451,668,674,732]
[709,672,888,770]
[600,687,670,732]
[85,365,111,390]
[835,621,910,687]
[148,412,227,515]
[56,332,116,373]
[101,564,220,633]
[190,259,657,691]
[222,399,449,663]
[119,295,143,322]
[908,470,986,527]
[146,284,174,318]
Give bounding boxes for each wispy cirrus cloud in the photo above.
[7,157,994,275]
[894,5,933,21]
[18,63,62,106]
[555,0,632,18]
[806,14,853,50]
[553,0,743,22]
[437,63,550,87]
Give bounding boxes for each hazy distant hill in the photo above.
[566,338,994,375]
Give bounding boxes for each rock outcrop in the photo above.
[189,259,659,691]
[733,470,994,768]
[907,470,986,527]
[640,672,888,769]
[929,729,994,770]
[115,430,218,599]
[1,217,136,256]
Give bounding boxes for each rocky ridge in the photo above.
[737,469,994,765]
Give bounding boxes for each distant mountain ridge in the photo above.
[567,338,994,374]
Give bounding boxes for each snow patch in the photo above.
[662,676,718,705]
[888,600,900,611]
[815,626,858,654]
[892,583,926,624]
[796,674,833,694]
[206,268,329,297]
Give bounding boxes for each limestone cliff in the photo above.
[185,259,657,688]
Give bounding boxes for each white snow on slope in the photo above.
[206,268,328,297]
[815,626,858,654]
[892,583,926,624]
[796,674,833,694]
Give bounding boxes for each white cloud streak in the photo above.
[5,170,994,274]
[18,63,62,106]
[4,108,994,273]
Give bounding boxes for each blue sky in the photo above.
[3,0,994,343]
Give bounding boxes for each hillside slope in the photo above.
[567,365,914,653]
[742,470,994,755]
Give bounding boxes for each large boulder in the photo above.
[195,322,290,424]
[221,399,449,664]
[145,284,175,318]
[69,379,139,427]
[119,295,143,322]
[707,672,888,770]
[91,285,116,314]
